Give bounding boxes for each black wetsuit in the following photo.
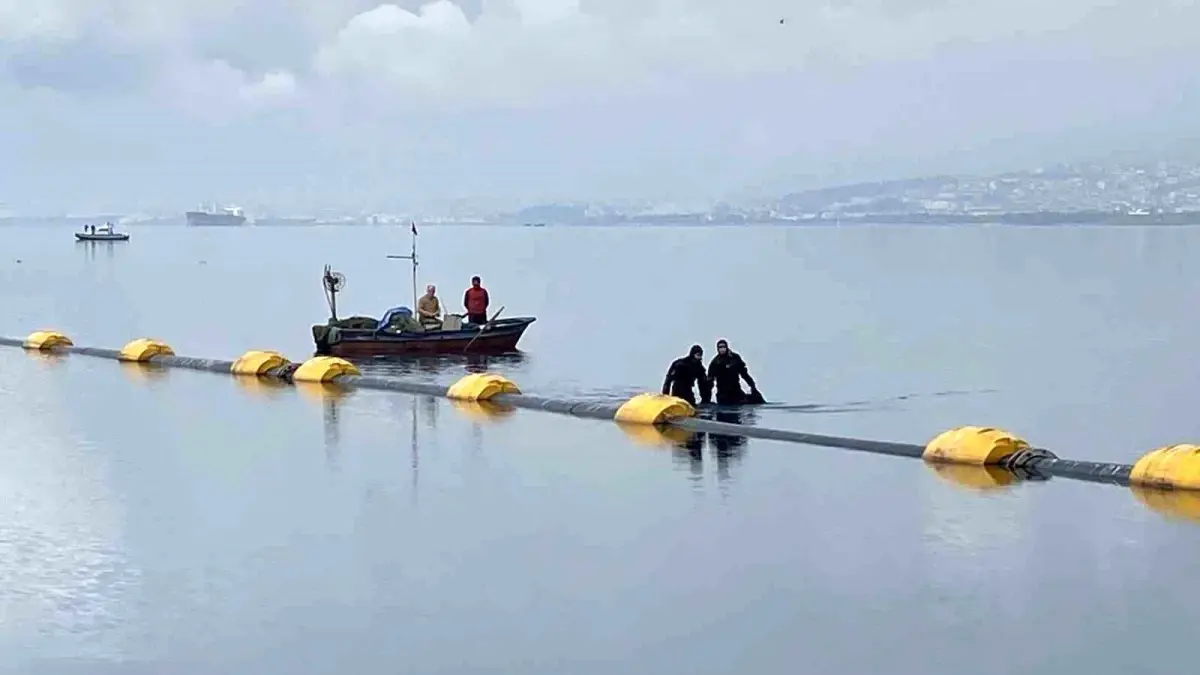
[662,354,711,405]
[707,351,757,405]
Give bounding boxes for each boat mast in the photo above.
[386,221,419,311]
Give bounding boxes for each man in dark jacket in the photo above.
[707,339,760,405]
[662,344,712,406]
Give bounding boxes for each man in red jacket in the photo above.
[463,276,490,325]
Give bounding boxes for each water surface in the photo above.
[2,223,1199,673]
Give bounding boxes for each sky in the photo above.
[2,0,1199,214]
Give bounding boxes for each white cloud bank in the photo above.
[3,0,1200,212]
[312,0,1200,108]
[3,0,1199,113]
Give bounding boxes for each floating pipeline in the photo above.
[5,331,1200,504]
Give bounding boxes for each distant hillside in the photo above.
[777,176,960,213]
[772,161,1200,217]
[513,204,587,223]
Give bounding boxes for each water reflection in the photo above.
[358,352,528,380]
[927,463,1025,492]
[118,362,170,387]
[77,239,120,261]
[1131,486,1200,526]
[295,382,349,469]
[325,388,343,467]
[232,373,291,399]
[411,396,441,496]
[297,383,454,501]
[449,399,517,421]
[24,351,66,370]
[660,409,754,487]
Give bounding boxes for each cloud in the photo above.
[3,0,1200,212]
[0,0,317,111]
[164,60,297,120]
[306,0,1200,109]
[3,0,1200,113]
[2,36,151,95]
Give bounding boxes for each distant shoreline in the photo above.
[503,210,1200,226]
[770,211,1200,227]
[6,210,1200,227]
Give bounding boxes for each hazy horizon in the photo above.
[3,0,1200,214]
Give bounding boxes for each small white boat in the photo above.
[76,222,130,242]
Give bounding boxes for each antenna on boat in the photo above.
[386,221,419,312]
[322,264,346,321]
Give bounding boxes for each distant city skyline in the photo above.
[7,131,1200,218]
[3,1,1199,214]
[10,155,1200,225]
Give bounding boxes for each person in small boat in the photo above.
[707,339,761,405]
[417,284,442,328]
[463,276,490,325]
[662,344,712,406]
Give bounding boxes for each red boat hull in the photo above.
[313,317,534,358]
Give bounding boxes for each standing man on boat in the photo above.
[707,339,761,405]
[464,276,490,325]
[662,345,712,406]
[417,284,442,329]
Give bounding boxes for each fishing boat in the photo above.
[310,226,536,358]
[75,222,130,241]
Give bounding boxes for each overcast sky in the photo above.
[2,0,1199,213]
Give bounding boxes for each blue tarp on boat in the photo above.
[377,306,413,329]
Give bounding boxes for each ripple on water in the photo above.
[0,360,143,663]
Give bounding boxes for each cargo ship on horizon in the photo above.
[185,203,246,226]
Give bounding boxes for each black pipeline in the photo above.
[671,417,1134,487]
[3,332,1196,499]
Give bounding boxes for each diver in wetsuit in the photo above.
[707,339,760,405]
[662,344,712,405]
